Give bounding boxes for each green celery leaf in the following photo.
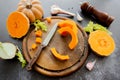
[33,19,47,31]
[84,21,112,35]
[84,21,94,33]
[16,47,26,68]
[93,24,112,35]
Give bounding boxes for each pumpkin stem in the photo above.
[26,3,32,9]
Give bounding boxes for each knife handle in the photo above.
[26,45,43,70]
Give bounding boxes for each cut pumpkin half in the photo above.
[6,11,30,38]
[88,30,115,56]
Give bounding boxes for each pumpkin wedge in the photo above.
[6,11,29,38]
[58,27,78,49]
[50,48,69,60]
[88,30,115,56]
[58,20,78,35]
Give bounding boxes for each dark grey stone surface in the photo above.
[0,0,120,80]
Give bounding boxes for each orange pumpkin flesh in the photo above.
[35,30,42,37]
[58,27,78,49]
[88,30,115,56]
[50,48,69,60]
[7,11,29,38]
[58,20,78,35]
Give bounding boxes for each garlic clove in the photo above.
[76,12,83,21]
[86,59,96,71]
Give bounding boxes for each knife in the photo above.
[26,23,58,70]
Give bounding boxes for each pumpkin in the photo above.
[46,17,52,23]
[58,27,78,49]
[88,30,115,56]
[17,0,44,22]
[6,11,30,38]
[58,20,78,35]
[50,48,69,60]
[35,30,42,37]
[31,43,37,50]
[35,37,42,44]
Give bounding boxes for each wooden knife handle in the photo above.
[26,45,43,70]
[81,2,114,27]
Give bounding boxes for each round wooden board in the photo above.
[22,16,88,76]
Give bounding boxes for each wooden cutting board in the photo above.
[22,16,88,76]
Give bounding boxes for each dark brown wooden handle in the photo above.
[26,45,43,70]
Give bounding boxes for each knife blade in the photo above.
[26,23,58,70]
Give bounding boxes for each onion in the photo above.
[0,42,16,59]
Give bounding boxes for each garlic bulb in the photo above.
[51,5,75,17]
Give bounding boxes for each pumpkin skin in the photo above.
[17,0,44,22]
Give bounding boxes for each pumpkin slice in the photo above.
[7,11,29,38]
[58,27,78,49]
[58,20,78,35]
[88,30,115,56]
[50,48,69,60]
